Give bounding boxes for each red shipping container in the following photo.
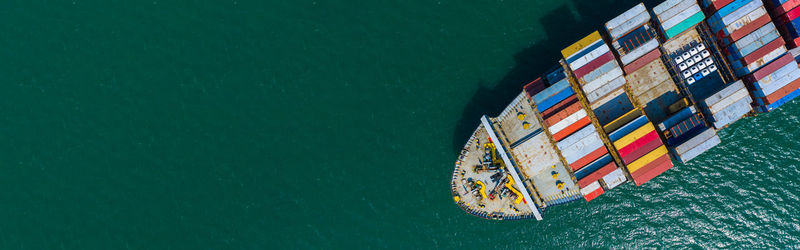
[577,162,617,188]
[573,52,614,79]
[570,147,608,171]
[764,76,800,104]
[630,154,672,178]
[523,77,545,98]
[541,95,578,119]
[633,159,674,186]
[620,131,663,165]
[623,49,661,74]
[544,101,583,127]
[738,38,786,66]
[776,0,800,16]
[778,6,800,24]
[583,186,605,202]
[745,53,793,83]
[722,14,771,43]
[552,117,592,141]
[705,0,735,13]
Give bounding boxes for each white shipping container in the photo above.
[654,0,684,15]
[569,44,611,71]
[580,181,602,196]
[758,68,800,97]
[583,67,623,93]
[587,76,626,103]
[560,132,603,163]
[602,168,627,190]
[721,0,763,26]
[581,60,618,84]
[702,80,745,107]
[549,109,588,135]
[609,11,651,40]
[730,22,775,49]
[709,88,749,114]
[658,0,696,23]
[591,88,625,109]
[557,125,598,150]
[739,46,787,74]
[719,6,767,36]
[621,39,659,65]
[754,61,798,87]
[606,3,647,31]
[661,5,701,31]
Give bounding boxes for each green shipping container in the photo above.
[664,11,705,39]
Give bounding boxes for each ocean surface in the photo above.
[1,0,800,248]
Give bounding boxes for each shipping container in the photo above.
[570,146,609,171]
[613,122,656,149]
[556,125,598,150]
[586,76,627,103]
[560,132,605,164]
[659,106,696,131]
[716,7,769,39]
[624,48,662,73]
[672,133,721,162]
[630,153,672,180]
[576,162,617,188]
[604,108,642,133]
[606,3,649,40]
[602,168,627,189]
[619,130,663,164]
[607,112,649,139]
[708,97,752,128]
[544,101,584,127]
[541,95,579,118]
[581,61,620,85]
[594,92,636,125]
[583,67,624,93]
[709,0,762,32]
[667,113,704,140]
[552,117,592,141]
[626,146,669,173]
[632,157,674,186]
[549,109,588,135]
[563,31,603,59]
[532,78,569,104]
[580,181,605,202]
[536,87,576,112]
[665,11,706,39]
[573,52,615,79]
[672,127,716,154]
[574,155,614,180]
[621,39,660,65]
[569,44,612,70]
[761,76,800,104]
[699,80,746,108]
[745,53,795,82]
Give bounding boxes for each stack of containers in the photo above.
[659,105,721,162]
[697,80,754,128]
[764,0,800,48]
[558,32,628,201]
[607,4,683,121]
[600,4,676,186]
[706,0,788,78]
[743,53,800,111]
[705,0,800,112]
[655,0,706,39]
[606,108,672,186]
[533,66,614,201]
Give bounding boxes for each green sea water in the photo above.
[2,0,800,248]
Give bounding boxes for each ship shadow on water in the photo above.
[451,0,663,155]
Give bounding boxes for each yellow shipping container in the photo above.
[612,122,655,149]
[626,146,669,173]
[603,108,641,133]
[561,31,602,59]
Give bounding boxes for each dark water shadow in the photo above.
[451,0,664,155]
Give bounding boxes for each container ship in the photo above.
[451,0,800,220]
